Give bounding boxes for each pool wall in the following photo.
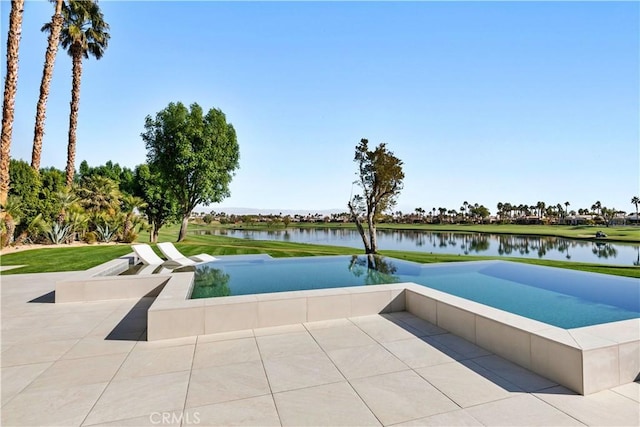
[55,255,639,396]
[146,273,638,395]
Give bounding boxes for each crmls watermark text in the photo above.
[149,412,200,425]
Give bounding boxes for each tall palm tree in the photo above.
[59,0,109,186]
[1,0,25,208]
[632,196,640,225]
[31,0,65,172]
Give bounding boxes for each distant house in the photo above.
[626,213,639,225]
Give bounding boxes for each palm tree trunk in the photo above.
[32,5,64,172]
[1,0,24,208]
[66,47,82,187]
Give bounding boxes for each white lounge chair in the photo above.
[157,242,218,264]
[132,244,194,267]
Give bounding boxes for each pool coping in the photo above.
[56,255,639,396]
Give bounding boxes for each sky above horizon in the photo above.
[2,1,639,215]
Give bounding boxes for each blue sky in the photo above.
[3,1,639,214]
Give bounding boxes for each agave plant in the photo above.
[95,223,117,243]
[44,222,73,245]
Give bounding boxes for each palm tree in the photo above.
[121,193,147,238]
[1,195,22,247]
[32,0,65,172]
[632,196,639,224]
[59,0,110,186]
[77,175,120,216]
[1,0,25,208]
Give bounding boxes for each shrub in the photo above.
[121,230,138,243]
[83,231,97,244]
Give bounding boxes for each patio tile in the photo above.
[350,315,419,342]
[192,337,260,369]
[263,351,344,392]
[382,337,461,368]
[12,323,99,343]
[1,382,107,426]
[416,361,515,407]
[253,323,306,336]
[466,393,584,426]
[471,354,557,392]
[350,369,458,425]
[391,409,483,426]
[534,386,640,426]
[25,353,127,391]
[256,331,322,359]
[304,318,353,330]
[83,411,183,426]
[427,333,491,359]
[611,382,640,403]
[1,362,53,405]
[274,381,381,426]
[133,335,197,349]
[186,360,270,408]
[184,394,280,426]
[61,336,136,360]
[113,345,194,381]
[392,314,447,337]
[197,328,254,342]
[1,313,61,330]
[308,322,377,351]
[327,343,409,379]
[84,370,190,426]
[1,338,79,367]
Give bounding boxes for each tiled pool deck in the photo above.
[2,272,639,426]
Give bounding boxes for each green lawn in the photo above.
[1,223,638,278]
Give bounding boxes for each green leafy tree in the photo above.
[347,139,404,254]
[133,163,178,243]
[8,159,41,217]
[142,102,240,242]
[58,0,110,186]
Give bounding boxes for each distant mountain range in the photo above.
[197,207,347,216]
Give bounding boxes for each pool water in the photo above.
[190,255,640,329]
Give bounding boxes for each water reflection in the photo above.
[189,228,639,266]
[348,254,400,285]
[192,265,231,298]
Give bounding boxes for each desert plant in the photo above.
[83,231,97,244]
[121,229,138,243]
[95,223,116,242]
[44,222,73,244]
[1,195,22,247]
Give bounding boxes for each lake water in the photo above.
[191,227,640,266]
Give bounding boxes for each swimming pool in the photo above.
[190,255,639,329]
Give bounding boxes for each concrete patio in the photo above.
[1,271,638,426]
